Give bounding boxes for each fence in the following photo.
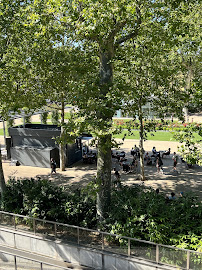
[0,248,71,270]
[0,211,201,270]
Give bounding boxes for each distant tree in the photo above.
[51,110,59,125]
[40,112,49,125]
[119,39,187,180]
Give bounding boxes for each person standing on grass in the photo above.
[50,158,57,175]
[172,152,178,172]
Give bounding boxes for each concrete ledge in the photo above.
[0,244,93,270]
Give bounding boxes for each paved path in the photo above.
[1,136,202,200]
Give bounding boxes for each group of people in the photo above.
[156,188,184,201]
[143,146,179,173]
[112,149,139,184]
[51,144,179,178]
[83,151,97,164]
[113,143,175,181]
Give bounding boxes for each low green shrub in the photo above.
[0,178,96,227]
[104,185,202,251]
[113,119,202,133]
[1,180,201,252]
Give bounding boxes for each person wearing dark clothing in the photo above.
[123,162,130,172]
[169,192,176,200]
[162,148,171,158]
[156,156,163,173]
[114,170,120,179]
[172,152,178,172]
[50,158,57,175]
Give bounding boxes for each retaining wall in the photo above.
[0,227,178,270]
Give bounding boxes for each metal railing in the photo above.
[0,249,71,270]
[0,211,201,270]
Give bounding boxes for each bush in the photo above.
[1,180,201,251]
[0,178,96,227]
[1,178,66,221]
[113,119,202,133]
[64,188,97,227]
[105,185,202,251]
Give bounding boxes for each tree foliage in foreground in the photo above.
[1,179,201,252]
[107,185,202,252]
[54,0,201,216]
[173,125,202,166]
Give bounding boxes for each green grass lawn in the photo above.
[0,129,8,136]
[113,130,175,141]
[113,130,201,142]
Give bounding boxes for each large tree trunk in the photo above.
[96,135,112,219]
[60,100,66,171]
[0,149,6,197]
[138,101,145,181]
[96,42,114,220]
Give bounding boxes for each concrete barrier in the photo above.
[0,227,180,270]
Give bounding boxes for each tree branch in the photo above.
[115,6,141,46]
[0,35,11,62]
[115,29,139,46]
[107,20,127,42]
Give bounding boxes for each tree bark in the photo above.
[0,149,6,198]
[60,100,66,171]
[184,61,193,122]
[96,42,114,220]
[96,135,112,219]
[138,100,145,181]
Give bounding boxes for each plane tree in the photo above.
[168,1,202,165]
[24,0,199,219]
[23,0,142,218]
[49,0,199,218]
[117,0,201,180]
[0,0,47,196]
[29,43,89,170]
[117,38,187,180]
[0,0,27,195]
[1,0,200,219]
